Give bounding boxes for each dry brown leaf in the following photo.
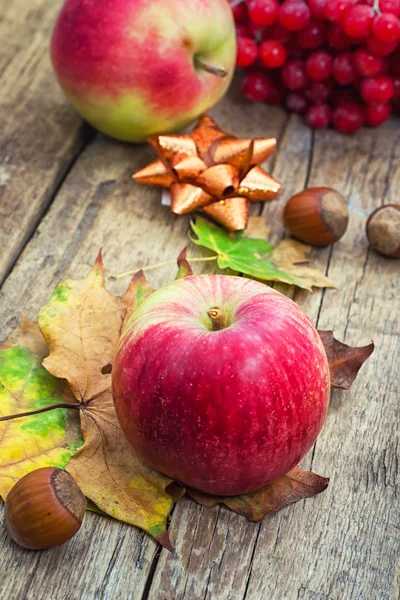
[122,269,155,329]
[271,238,336,292]
[175,246,194,279]
[0,320,82,498]
[39,250,125,402]
[318,331,374,390]
[187,466,329,522]
[245,216,270,239]
[38,254,177,547]
[66,391,176,547]
[0,317,48,357]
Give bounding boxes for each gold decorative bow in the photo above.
[133,115,282,231]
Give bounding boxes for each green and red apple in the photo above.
[51,0,236,142]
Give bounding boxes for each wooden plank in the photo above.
[147,123,400,600]
[0,0,87,285]
[146,114,314,600]
[240,125,400,600]
[0,94,287,599]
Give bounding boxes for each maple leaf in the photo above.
[0,319,82,499]
[187,467,329,521]
[189,218,336,292]
[39,250,125,402]
[37,253,177,548]
[318,331,374,390]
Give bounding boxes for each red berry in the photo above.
[343,5,375,38]
[286,91,310,113]
[281,59,309,90]
[232,2,247,23]
[279,1,311,32]
[353,48,384,76]
[270,22,293,43]
[367,36,398,56]
[324,0,359,24]
[259,39,287,68]
[241,72,270,101]
[309,0,328,19]
[236,37,258,67]
[360,75,395,102]
[365,102,392,126]
[305,80,334,103]
[306,104,332,128]
[306,50,333,80]
[373,13,400,43]
[379,0,400,16]
[332,53,357,84]
[297,19,327,48]
[332,101,365,133]
[328,24,352,50]
[247,0,279,26]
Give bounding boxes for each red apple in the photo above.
[112,275,330,496]
[51,0,236,142]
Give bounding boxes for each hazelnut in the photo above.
[283,187,349,247]
[3,467,86,550]
[366,204,400,258]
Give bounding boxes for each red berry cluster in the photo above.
[233,0,400,132]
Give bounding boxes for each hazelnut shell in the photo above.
[4,467,86,550]
[283,187,349,247]
[366,204,400,258]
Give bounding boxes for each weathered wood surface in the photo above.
[0,3,399,599]
[0,0,88,286]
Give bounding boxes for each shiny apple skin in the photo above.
[112,275,330,495]
[51,0,236,142]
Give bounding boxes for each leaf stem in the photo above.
[112,255,218,280]
[0,403,83,423]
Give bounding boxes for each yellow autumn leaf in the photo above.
[271,238,336,292]
[39,250,125,401]
[67,393,177,546]
[0,319,82,498]
[38,253,178,546]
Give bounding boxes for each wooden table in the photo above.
[1,2,399,599]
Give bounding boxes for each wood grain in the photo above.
[0,93,288,599]
[0,7,398,596]
[0,0,88,286]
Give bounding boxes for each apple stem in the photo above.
[112,255,218,280]
[195,59,228,78]
[207,307,228,331]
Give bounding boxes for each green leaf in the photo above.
[189,218,336,292]
[0,321,83,499]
